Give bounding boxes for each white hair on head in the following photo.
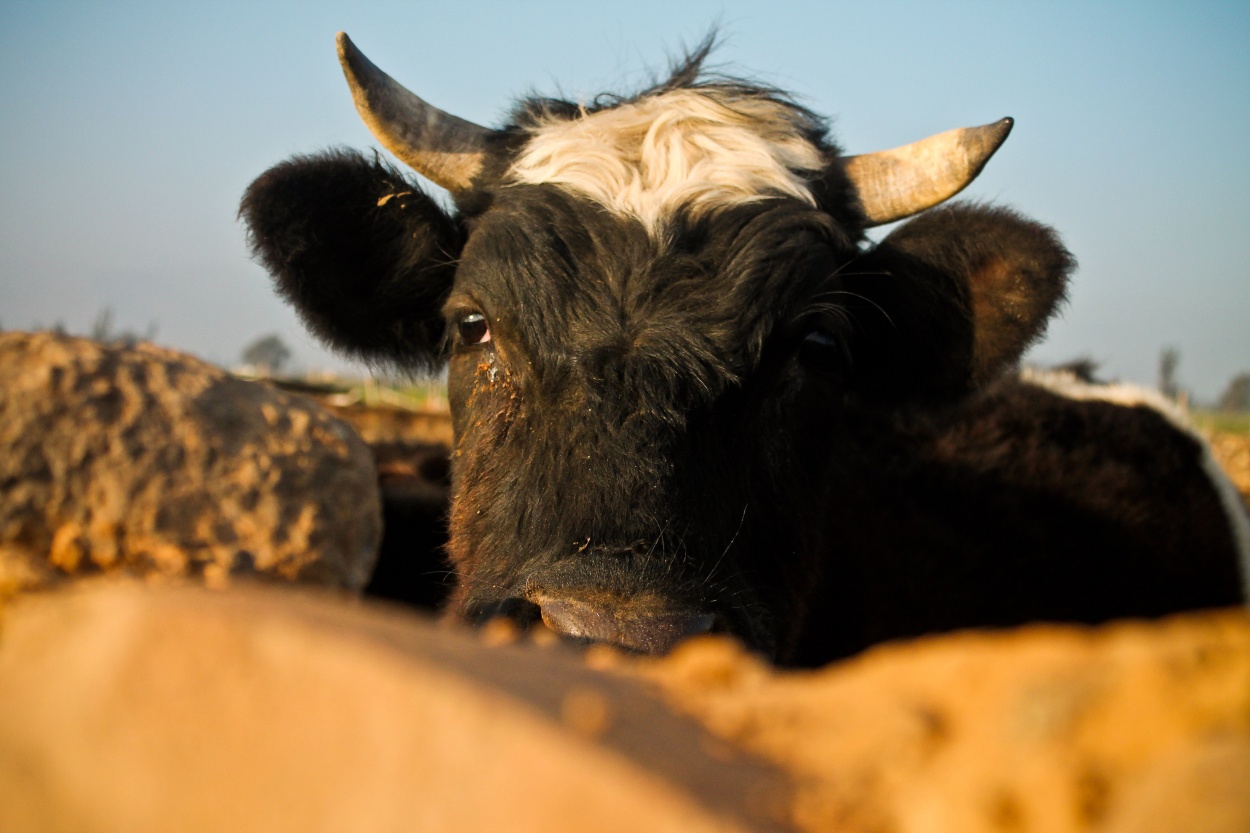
[1022,366,1250,603]
[508,89,826,234]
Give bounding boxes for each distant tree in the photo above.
[241,334,292,375]
[1158,347,1181,401]
[90,307,115,341]
[1216,373,1250,413]
[89,305,157,346]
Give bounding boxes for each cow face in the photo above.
[439,182,865,655]
[241,34,1072,659]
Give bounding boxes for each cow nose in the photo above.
[529,592,715,655]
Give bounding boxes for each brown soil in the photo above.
[320,402,453,447]
[1208,430,1250,507]
[614,610,1250,833]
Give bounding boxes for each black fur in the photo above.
[845,203,1073,404]
[242,53,1246,665]
[365,441,454,609]
[438,188,858,655]
[793,377,1244,664]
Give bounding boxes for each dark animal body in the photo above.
[365,440,454,610]
[241,34,1249,665]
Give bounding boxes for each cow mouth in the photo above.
[462,591,723,655]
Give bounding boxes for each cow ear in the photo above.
[841,203,1073,403]
[240,149,464,372]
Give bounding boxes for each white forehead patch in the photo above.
[1022,366,1250,603]
[508,89,826,233]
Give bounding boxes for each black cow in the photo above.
[241,34,1249,665]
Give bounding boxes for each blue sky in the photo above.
[2,1,1247,400]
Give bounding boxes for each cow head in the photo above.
[241,34,1073,660]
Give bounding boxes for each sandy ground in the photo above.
[1208,431,1250,507]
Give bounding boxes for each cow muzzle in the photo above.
[532,591,716,654]
[479,590,716,655]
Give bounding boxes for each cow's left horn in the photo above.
[843,118,1014,226]
[337,32,490,192]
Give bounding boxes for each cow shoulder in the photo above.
[1017,368,1250,597]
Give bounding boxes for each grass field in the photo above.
[1191,410,1250,437]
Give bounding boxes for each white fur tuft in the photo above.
[508,89,825,234]
[1022,367,1250,604]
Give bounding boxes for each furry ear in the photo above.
[842,203,1073,403]
[240,149,464,371]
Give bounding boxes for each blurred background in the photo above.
[2,0,1247,405]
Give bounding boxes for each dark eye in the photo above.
[457,312,491,346]
[798,328,845,373]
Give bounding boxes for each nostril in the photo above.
[473,597,541,629]
[692,612,718,636]
[536,598,600,644]
[683,612,717,644]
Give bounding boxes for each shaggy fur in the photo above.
[240,150,463,372]
[510,89,827,233]
[241,49,1246,665]
[843,203,1074,403]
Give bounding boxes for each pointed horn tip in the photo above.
[335,32,357,66]
[975,117,1013,151]
[965,117,1014,158]
[335,32,378,94]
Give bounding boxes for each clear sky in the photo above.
[2,1,1247,401]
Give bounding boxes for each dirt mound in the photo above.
[0,582,790,833]
[0,333,381,598]
[627,611,1250,832]
[2,582,1245,832]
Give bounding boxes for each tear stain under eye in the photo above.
[474,356,502,389]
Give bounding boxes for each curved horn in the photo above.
[844,118,1014,226]
[336,32,490,192]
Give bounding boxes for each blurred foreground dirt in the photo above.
[2,582,1246,833]
[1208,431,1250,507]
[622,611,1250,833]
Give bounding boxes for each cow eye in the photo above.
[798,328,845,373]
[457,312,491,346]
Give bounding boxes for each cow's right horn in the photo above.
[337,32,490,193]
[843,118,1014,226]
